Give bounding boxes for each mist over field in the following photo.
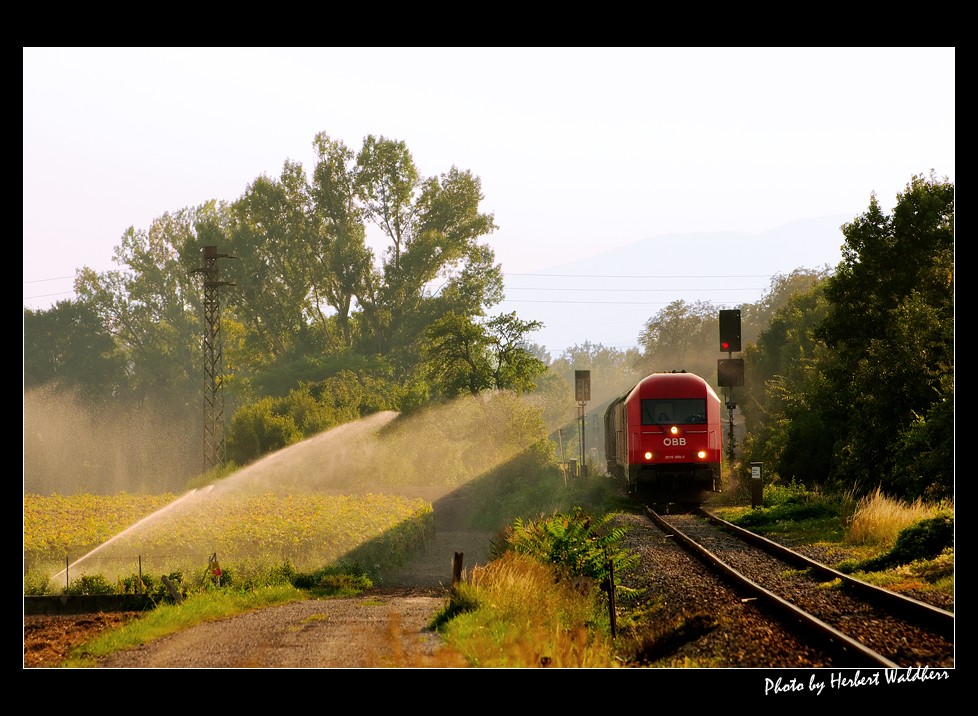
[23,386,200,495]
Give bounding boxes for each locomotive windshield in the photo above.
[641,398,707,425]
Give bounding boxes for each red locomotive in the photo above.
[604,371,722,505]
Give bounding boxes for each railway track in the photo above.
[645,506,954,668]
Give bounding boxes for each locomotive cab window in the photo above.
[642,399,707,425]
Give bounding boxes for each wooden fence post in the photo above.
[452,552,464,586]
[161,574,183,603]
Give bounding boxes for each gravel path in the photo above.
[95,514,496,668]
[95,591,459,668]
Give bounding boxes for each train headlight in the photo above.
[697,450,707,459]
[670,425,679,435]
[644,451,653,460]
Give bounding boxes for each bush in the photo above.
[504,507,639,584]
[118,571,188,599]
[24,569,52,596]
[733,499,838,528]
[227,397,302,464]
[292,564,372,596]
[63,574,117,596]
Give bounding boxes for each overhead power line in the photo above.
[501,299,734,305]
[24,290,76,301]
[506,287,763,293]
[504,272,772,279]
[23,275,77,302]
[23,275,76,284]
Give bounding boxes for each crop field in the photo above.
[24,491,433,592]
[24,394,558,595]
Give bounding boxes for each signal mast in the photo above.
[717,309,744,461]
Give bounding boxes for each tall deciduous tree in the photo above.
[739,175,953,500]
[23,300,127,404]
[549,342,643,409]
[352,136,500,363]
[484,312,547,393]
[809,173,953,498]
[637,299,718,382]
[41,131,516,477]
[423,312,545,398]
[75,205,215,416]
[225,160,321,364]
[309,133,373,348]
[738,280,836,486]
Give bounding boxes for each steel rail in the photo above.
[696,507,955,640]
[645,506,901,668]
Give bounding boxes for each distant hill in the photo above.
[501,214,849,358]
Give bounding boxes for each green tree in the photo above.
[226,396,303,465]
[740,175,953,500]
[75,205,216,417]
[889,372,953,500]
[741,268,834,348]
[809,173,953,498]
[424,312,493,397]
[637,300,718,385]
[739,280,836,486]
[352,136,500,366]
[35,131,522,477]
[309,133,373,349]
[484,312,547,394]
[23,300,127,404]
[224,160,321,366]
[422,312,545,398]
[548,342,642,406]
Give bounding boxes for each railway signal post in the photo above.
[575,370,591,477]
[718,309,744,462]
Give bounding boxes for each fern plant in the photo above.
[505,507,639,584]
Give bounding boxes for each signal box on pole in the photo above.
[719,309,742,352]
[717,358,745,387]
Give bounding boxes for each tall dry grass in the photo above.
[439,551,619,668]
[844,487,952,546]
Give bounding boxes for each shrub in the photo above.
[292,564,373,596]
[227,397,302,464]
[119,573,156,595]
[24,569,52,596]
[504,507,639,584]
[63,574,117,596]
[733,499,838,528]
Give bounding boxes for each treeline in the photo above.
[536,173,954,502]
[23,139,953,502]
[24,133,548,489]
[740,172,954,501]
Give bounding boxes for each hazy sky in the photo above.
[23,47,955,353]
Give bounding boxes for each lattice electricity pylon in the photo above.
[193,245,236,472]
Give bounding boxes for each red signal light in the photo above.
[719,309,741,352]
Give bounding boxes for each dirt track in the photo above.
[93,524,493,668]
[93,591,462,668]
